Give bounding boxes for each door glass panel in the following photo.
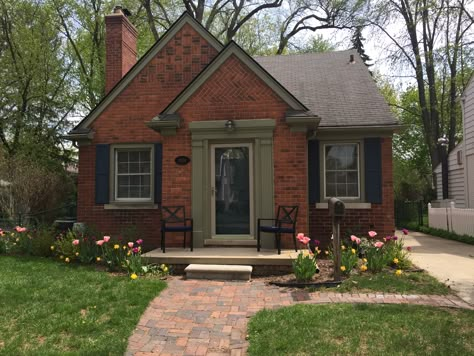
[214,147,250,235]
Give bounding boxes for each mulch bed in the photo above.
[254,259,343,288]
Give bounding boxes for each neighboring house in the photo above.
[66,8,399,250]
[434,77,474,208]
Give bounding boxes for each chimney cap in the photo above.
[113,5,132,17]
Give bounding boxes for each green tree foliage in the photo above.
[351,26,372,67]
[0,0,75,217]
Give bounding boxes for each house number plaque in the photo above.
[175,156,191,165]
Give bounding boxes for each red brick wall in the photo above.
[309,137,395,248]
[105,13,138,93]
[176,55,308,246]
[78,24,219,249]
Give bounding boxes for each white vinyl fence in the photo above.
[428,202,474,237]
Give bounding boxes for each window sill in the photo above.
[315,202,371,209]
[104,203,158,210]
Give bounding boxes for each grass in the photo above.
[248,304,474,355]
[405,223,474,245]
[0,256,166,355]
[334,270,452,295]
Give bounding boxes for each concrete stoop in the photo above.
[184,264,253,281]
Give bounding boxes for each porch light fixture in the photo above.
[225,120,235,132]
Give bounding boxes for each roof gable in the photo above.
[70,12,223,134]
[157,41,308,118]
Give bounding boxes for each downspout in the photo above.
[460,95,469,208]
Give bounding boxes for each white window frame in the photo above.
[111,144,154,203]
[323,142,360,200]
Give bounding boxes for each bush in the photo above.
[406,224,474,246]
[292,252,319,282]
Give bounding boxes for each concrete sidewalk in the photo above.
[401,230,474,304]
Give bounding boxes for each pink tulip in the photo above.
[128,242,134,248]
[296,233,311,245]
[355,237,361,245]
[132,247,139,254]
[103,236,111,242]
[72,239,80,246]
[374,241,384,248]
[368,231,377,238]
[406,246,412,251]
[402,228,409,235]
[350,235,358,242]
[15,226,27,233]
[136,239,143,245]
[96,240,104,246]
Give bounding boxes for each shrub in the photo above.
[292,252,319,282]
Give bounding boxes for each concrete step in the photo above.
[184,264,253,281]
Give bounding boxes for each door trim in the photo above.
[210,143,254,239]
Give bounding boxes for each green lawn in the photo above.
[0,256,166,355]
[248,304,474,355]
[335,270,451,295]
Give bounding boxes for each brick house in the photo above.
[67,8,399,251]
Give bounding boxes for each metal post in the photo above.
[332,217,342,281]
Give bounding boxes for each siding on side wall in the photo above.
[434,142,465,207]
[464,80,474,157]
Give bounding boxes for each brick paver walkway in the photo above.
[126,278,473,356]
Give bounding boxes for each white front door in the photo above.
[210,143,254,239]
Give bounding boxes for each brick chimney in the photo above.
[105,6,138,93]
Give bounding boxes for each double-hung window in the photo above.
[114,147,153,201]
[324,143,360,199]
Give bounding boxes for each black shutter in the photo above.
[154,143,163,204]
[364,138,382,204]
[308,140,320,204]
[95,144,110,204]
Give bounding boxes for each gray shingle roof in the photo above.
[254,49,398,127]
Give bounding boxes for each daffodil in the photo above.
[393,258,399,264]
[360,265,367,272]
[114,244,119,250]
[395,269,402,276]
[351,248,356,254]
[130,273,138,280]
[65,257,70,263]
[363,258,367,263]
[96,257,101,262]
[340,266,346,272]
[163,267,168,273]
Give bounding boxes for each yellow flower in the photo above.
[130,273,138,280]
[395,269,402,276]
[324,250,329,255]
[351,248,356,254]
[65,257,70,263]
[75,252,79,256]
[114,244,119,250]
[160,264,166,269]
[363,258,367,263]
[393,258,399,264]
[340,266,346,272]
[59,255,64,260]
[50,246,55,251]
[127,251,131,256]
[163,267,168,273]
[123,245,127,250]
[360,265,368,272]
[341,245,346,250]
[96,257,101,262]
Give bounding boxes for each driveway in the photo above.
[401,230,474,304]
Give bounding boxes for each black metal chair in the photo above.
[161,206,193,253]
[257,205,298,255]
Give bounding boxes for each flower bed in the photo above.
[0,225,168,280]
